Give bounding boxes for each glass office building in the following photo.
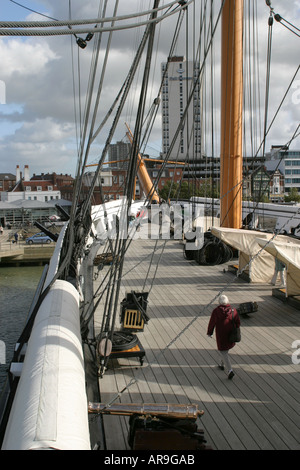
[284,150,300,193]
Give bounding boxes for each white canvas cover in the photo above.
[256,236,300,297]
[211,227,275,283]
[2,280,91,450]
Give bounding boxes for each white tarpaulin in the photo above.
[211,227,275,283]
[256,237,300,297]
[2,280,91,450]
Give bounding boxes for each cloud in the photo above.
[0,38,58,78]
[0,117,78,174]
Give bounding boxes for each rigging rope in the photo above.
[80,24,155,221]
[78,0,119,203]
[81,0,189,226]
[68,0,108,225]
[274,12,300,39]
[95,0,162,375]
[0,1,194,36]
[262,12,273,160]
[254,64,300,162]
[5,1,185,28]
[81,8,189,335]
[150,1,226,202]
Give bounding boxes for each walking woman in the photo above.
[207,294,240,379]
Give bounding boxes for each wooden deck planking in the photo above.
[94,238,300,450]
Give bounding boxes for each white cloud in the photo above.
[16,118,73,143]
[0,38,59,78]
[0,117,77,175]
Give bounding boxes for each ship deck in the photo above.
[93,236,300,451]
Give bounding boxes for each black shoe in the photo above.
[228,370,234,379]
[218,364,225,371]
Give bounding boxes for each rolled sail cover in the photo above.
[2,280,91,450]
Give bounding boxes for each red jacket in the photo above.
[207,304,240,351]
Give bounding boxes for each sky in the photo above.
[0,0,299,178]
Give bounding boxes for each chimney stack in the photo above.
[16,165,20,182]
[24,165,30,181]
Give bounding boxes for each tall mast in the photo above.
[220,0,244,228]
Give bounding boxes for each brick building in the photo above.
[0,172,16,192]
[82,169,128,204]
[31,172,74,202]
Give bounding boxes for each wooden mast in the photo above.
[220,0,244,228]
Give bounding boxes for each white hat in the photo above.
[219,294,229,305]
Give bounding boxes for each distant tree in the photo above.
[159,180,190,200]
[158,179,219,201]
[259,194,270,203]
[284,187,300,203]
[197,179,220,198]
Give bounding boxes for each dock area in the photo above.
[0,233,54,265]
[93,237,300,451]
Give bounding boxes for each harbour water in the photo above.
[0,265,43,391]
